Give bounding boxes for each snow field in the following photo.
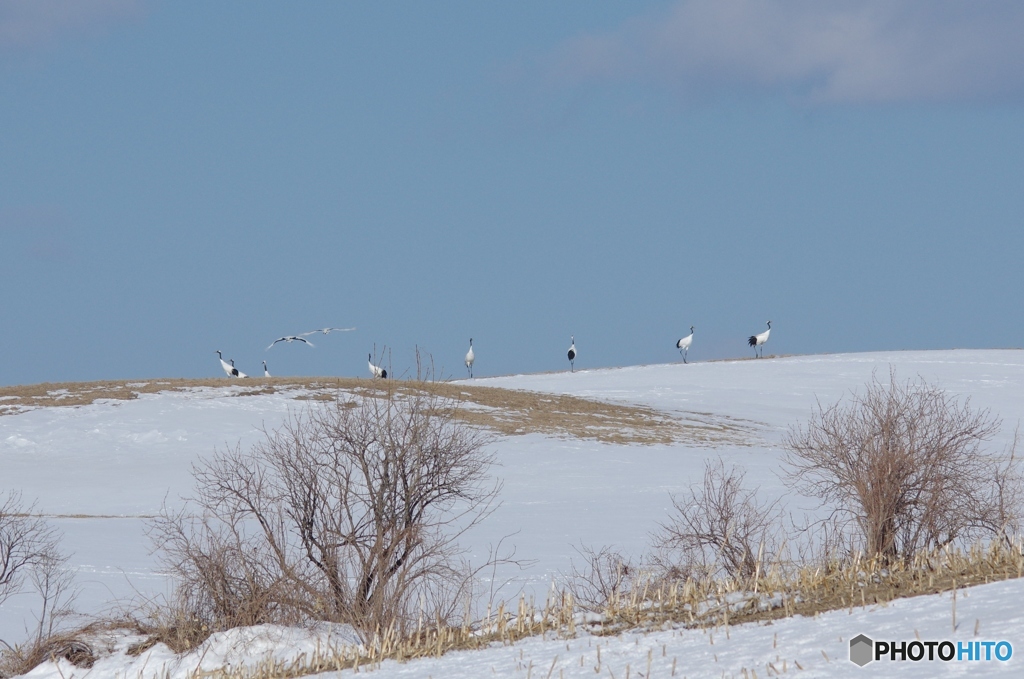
[4,349,1024,676]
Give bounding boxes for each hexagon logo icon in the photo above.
[850,634,874,666]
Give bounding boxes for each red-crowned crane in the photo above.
[267,336,314,350]
[215,350,245,378]
[748,321,771,358]
[300,327,355,337]
[676,326,695,363]
[369,353,387,379]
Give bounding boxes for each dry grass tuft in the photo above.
[124,613,214,656]
[582,540,1024,636]
[140,596,582,679]
[0,633,95,678]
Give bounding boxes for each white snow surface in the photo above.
[3,349,1024,676]
[18,624,360,679]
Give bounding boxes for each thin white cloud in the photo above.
[0,0,142,51]
[547,0,1024,104]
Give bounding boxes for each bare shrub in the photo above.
[564,545,641,612]
[784,371,1023,563]
[24,549,78,648]
[653,458,781,581]
[0,492,58,610]
[147,504,289,636]
[0,492,79,677]
[151,387,499,639]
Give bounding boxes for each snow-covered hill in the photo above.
[3,350,1024,676]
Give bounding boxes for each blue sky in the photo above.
[2,0,1023,384]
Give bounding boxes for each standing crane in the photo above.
[748,321,771,358]
[676,326,695,363]
[465,339,475,378]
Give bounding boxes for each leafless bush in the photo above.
[0,492,58,610]
[784,371,1023,563]
[786,514,852,574]
[0,492,79,677]
[564,545,642,612]
[151,387,499,639]
[25,549,78,648]
[652,458,782,581]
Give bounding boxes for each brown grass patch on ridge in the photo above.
[0,377,753,446]
[357,381,752,446]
